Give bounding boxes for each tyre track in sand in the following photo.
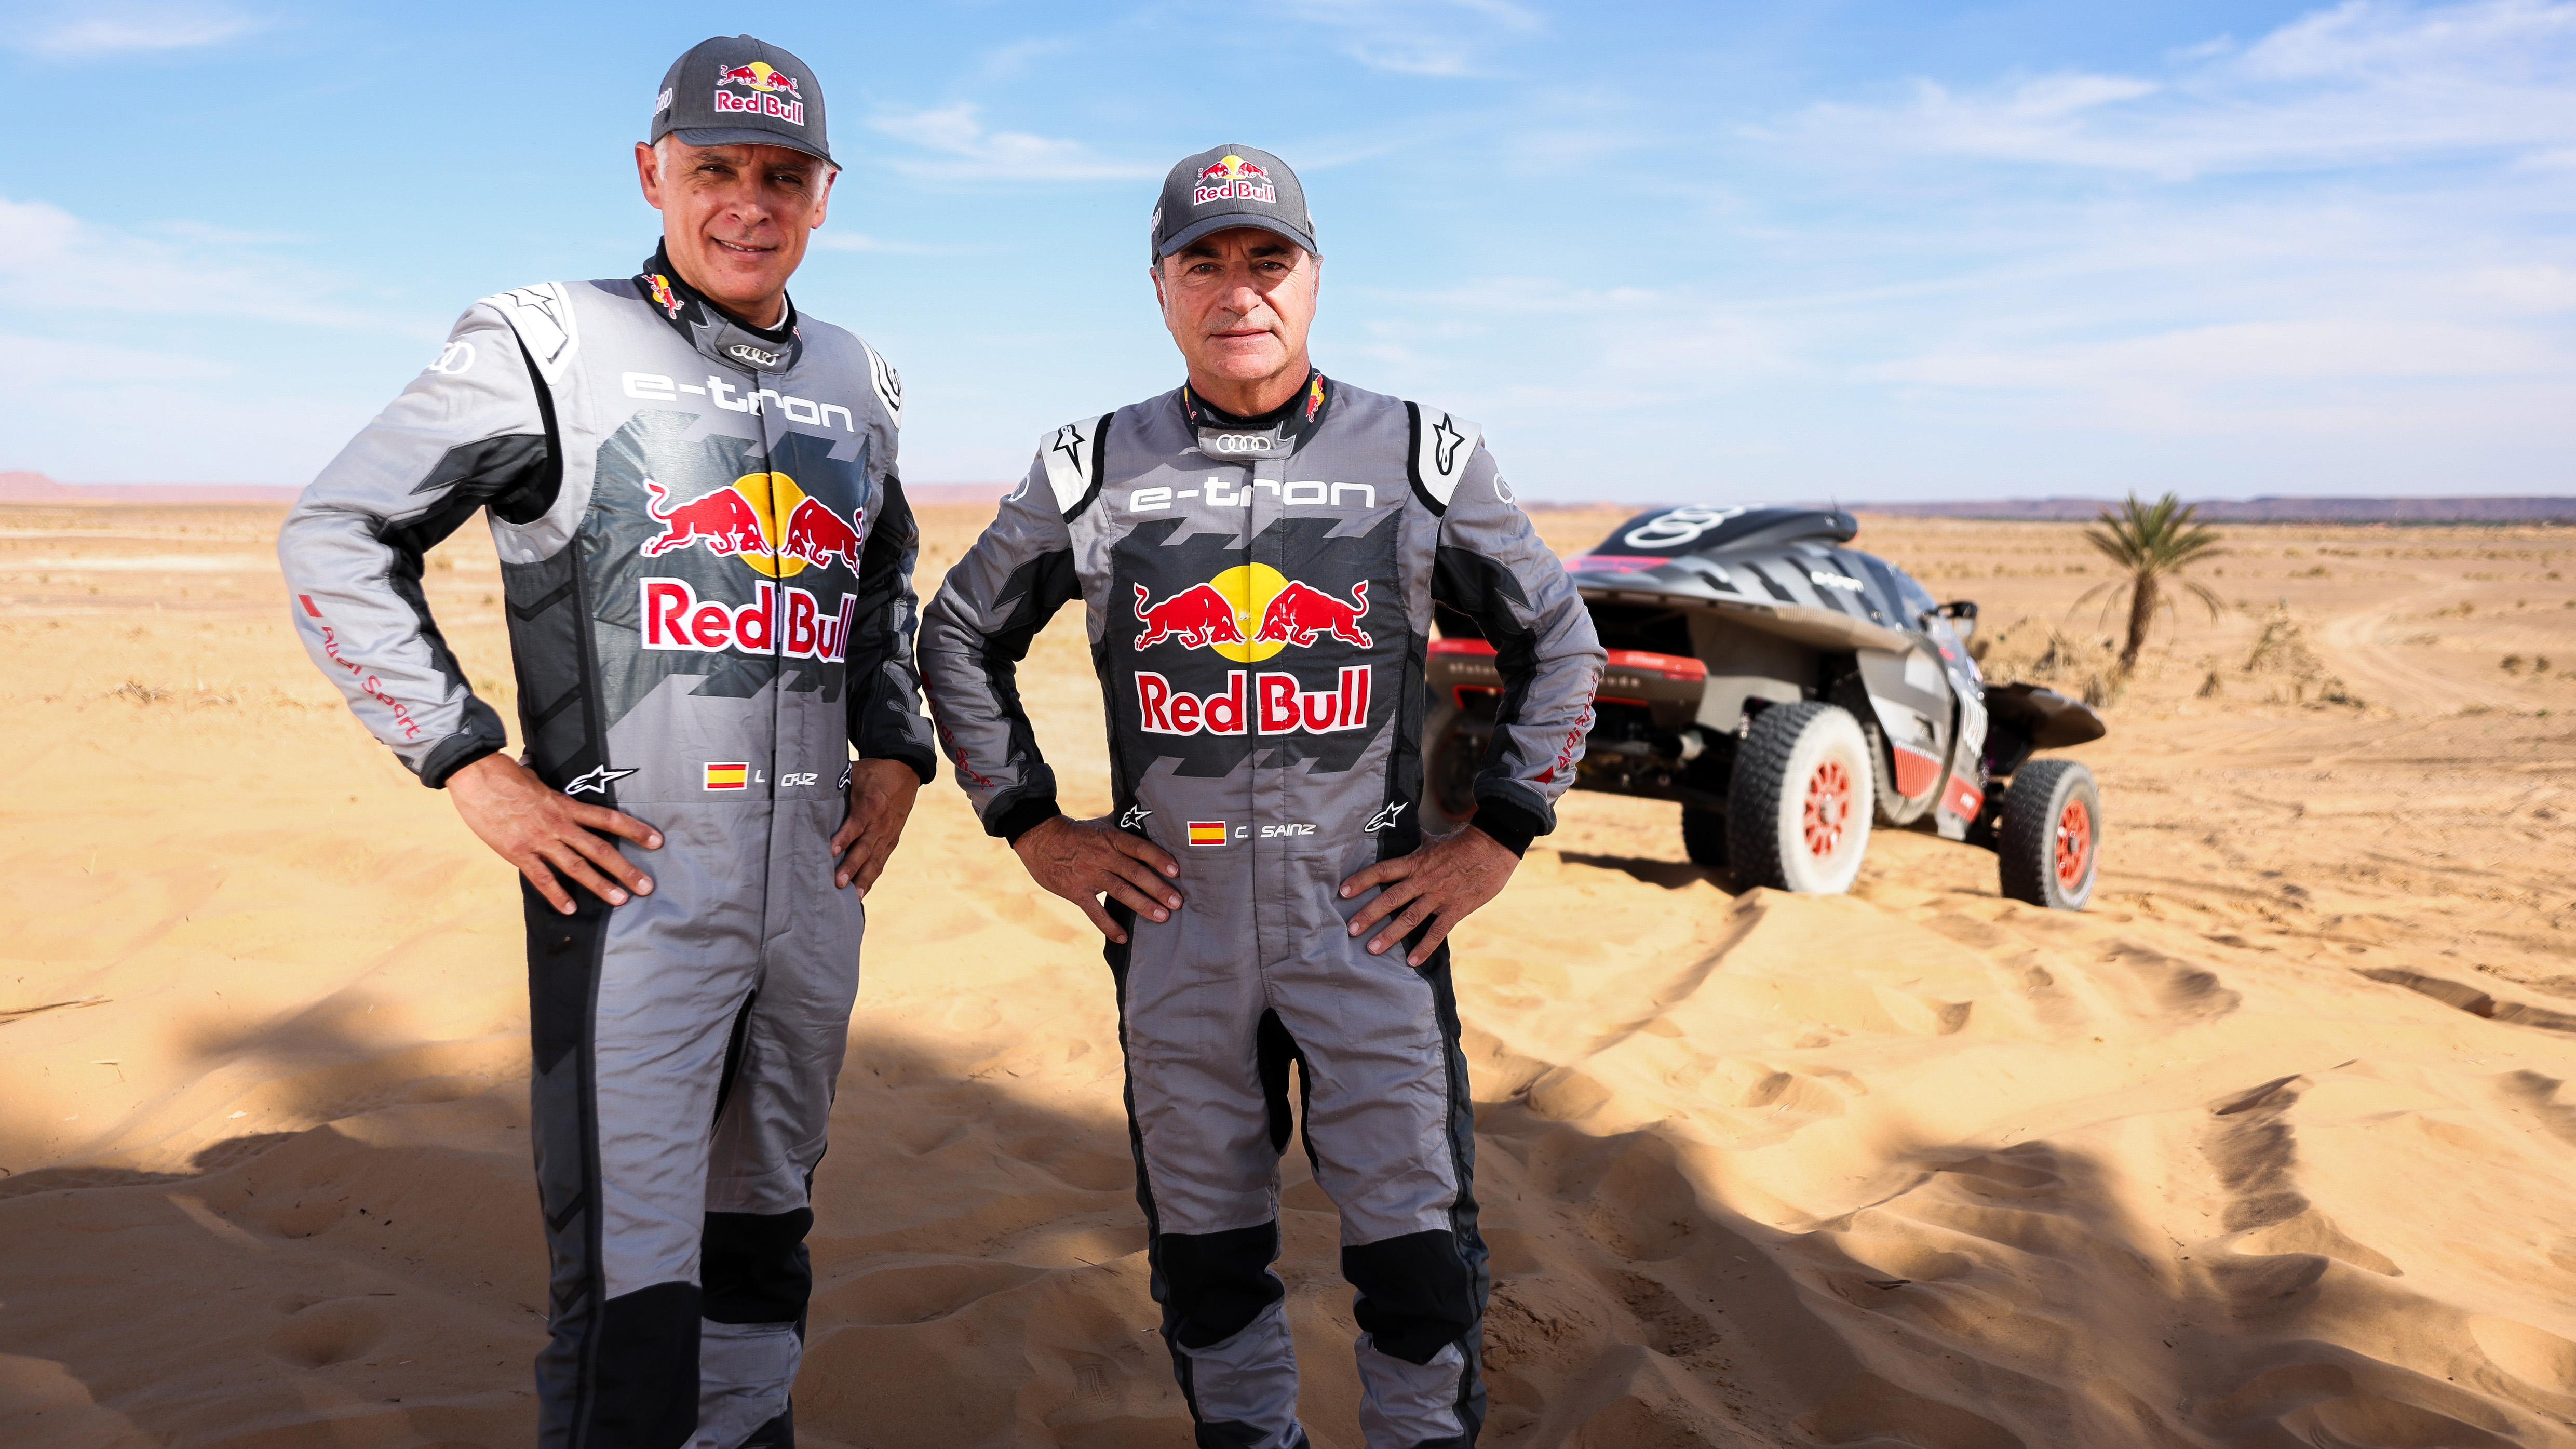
[2314,583,2522,716]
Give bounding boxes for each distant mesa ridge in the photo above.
[3,471,2567,522]
[0,471,298,504]
[1838,495,2576,524]
[0,470,1017,507]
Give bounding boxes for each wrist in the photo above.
[444,750,518,794]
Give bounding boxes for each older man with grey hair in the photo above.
[921,144,1603,1449]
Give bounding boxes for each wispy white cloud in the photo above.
[9,3,263,57]
[865,103,1162,182]
[1773,0,2576,178]
[970,35,1073,84]
[2474,263,2576,311]
[1297,0,1543,76]
[1871,319,2564,388]
[0,194,414,331]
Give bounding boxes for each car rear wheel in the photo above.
[1681,806,1729,869]
[1727,701,1874,894]
[1998,758,2099,910]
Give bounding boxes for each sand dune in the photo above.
[4,502,2574,1447]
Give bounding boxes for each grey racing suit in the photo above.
[918,374,1602,1448]
[278,248,934,1449]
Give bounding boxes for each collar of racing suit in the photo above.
[1181,369,1331,452]
[632,243,806,377]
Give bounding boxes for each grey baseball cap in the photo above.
[1151,144,1319,261]
[650,35,832,165]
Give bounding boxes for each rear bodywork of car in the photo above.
[1429,504,2099,846]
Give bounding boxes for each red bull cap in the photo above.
[652,34,832,165]
[1152,143,1317,262]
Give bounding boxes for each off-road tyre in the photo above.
[1726,701,1875,894]
[1998,758,2099,910]
[1682,806,1729,870]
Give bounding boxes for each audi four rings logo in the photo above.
[427,341,476,375]
[1623,506,1747,549]
[727,342,783,367]
[1208,434,1274,454]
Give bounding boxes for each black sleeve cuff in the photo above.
[1468,797,1546,856]
[990,795,1064,846]
[420,736,504,790]
[866,744,936,786]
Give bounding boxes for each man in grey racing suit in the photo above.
[918,144,1602,1449]
[277,36,930,1449]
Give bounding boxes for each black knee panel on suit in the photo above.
[1342,1229,1477,1365]
[590,1280,701,1448]
[703,1208,816,1325]
[1159,1220,1287,1350]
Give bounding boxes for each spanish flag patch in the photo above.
[1186,821,1228,847]
[704,761,750,791]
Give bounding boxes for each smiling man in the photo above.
[920,145,1603,1448]
[277,35,928,1449]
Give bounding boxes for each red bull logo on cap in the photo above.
[1192,154,1277,206]
[712,61,805,125]
[640,473,862,579]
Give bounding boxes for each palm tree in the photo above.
[2075,492,2225,675]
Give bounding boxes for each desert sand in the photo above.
[3,500,2574,1448]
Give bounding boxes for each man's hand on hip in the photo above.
[1013,814,1182,944]
[447,754,663,915]
[1339,826,1520,967]
[832,759,921,896]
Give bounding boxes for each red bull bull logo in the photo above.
[646,273,685,321]
[640,474,864,579]
[1131,564,1368,658]
[711,61,806,125]
[1131,583,1246,649]
[1192,154,1277,206]
[1130,562,1373,737]
[1253,581,1371,648]
[715,61,801,96]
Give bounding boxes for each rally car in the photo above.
[1424,505,2106,909]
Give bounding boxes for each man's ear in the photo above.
[811,165,836,227]
[1150,260,1168,316]
[635,141,665,211]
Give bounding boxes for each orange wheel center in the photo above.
[1803,759,1851,857]
[2055,799,2092,887]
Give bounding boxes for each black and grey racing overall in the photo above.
[279,252,934,1449]
[919,376,1602,1448]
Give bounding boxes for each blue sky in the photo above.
[1,0,2570,501]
